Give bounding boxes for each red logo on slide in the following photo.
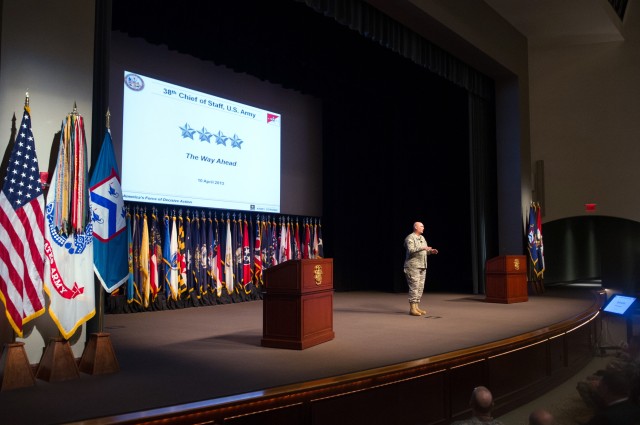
[267,113,279,124]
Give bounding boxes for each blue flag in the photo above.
[162,213,172,297]
[527,204,539,276]
[89,130,128,292]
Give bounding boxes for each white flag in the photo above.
[43,115,95,339]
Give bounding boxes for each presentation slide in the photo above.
[121,71,281,212]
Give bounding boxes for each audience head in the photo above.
[528,408,554,425]
[469,386,494,417]
[596,369,632,406]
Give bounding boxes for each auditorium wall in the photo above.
[528,3,640,288]
[529,3,640,224]
[0,0,95,362]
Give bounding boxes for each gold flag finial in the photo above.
[24,90,30,107]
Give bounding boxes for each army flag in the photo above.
[44,113,95,339]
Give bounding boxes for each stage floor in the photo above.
[0,286,598,425]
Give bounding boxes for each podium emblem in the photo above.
[314,265,323,285]
[513,258,520,271]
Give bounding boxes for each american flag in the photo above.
[0,105,46,337]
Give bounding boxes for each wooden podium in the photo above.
[485,255,528,303]
[262,258,335,349]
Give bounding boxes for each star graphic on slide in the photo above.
[230,134,243,149]
[213,131,228,146]
[197,127,213,143]
[179,123,196,139]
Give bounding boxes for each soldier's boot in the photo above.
[409,302,422,316]
[416,304,427,315]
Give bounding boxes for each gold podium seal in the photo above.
[314,265,323,285]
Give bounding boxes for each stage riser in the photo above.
[169,312,599,425]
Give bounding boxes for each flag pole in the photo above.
[78,109,119,375]
[95,109,110,334]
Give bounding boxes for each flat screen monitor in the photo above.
[602,294,637,316]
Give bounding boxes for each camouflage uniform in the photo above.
[404,232,430,304]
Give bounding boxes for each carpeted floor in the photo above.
[0,286,602,424]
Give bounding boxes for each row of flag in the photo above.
[0,99,324,340]
[112,208,323,313]
[527,202,545,280]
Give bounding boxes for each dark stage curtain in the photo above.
[468,93,499,294]
[299,0,495,102]
[298,0,496,293]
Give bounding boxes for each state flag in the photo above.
[317,222,324,258]
[168,215,179,300]
[312,221,319,259]
[214,216,222,296]
[224,217,234,294]
[126,209,135,304]
[527,204,539,277]
[303,221,311,259]
[242,218,251,287]
[253,217,263,287]
[140,212,151,308]
[536,204,545,278]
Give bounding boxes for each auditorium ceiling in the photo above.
[416,0,626,47]
[482,0,625,46]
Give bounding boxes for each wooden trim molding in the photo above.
[74,292,603,425]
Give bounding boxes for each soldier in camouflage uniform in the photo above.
[404,222,438,316]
